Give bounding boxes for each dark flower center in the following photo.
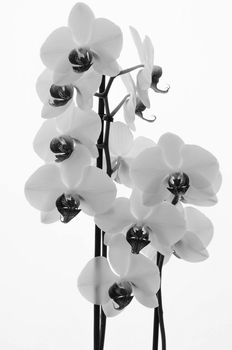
[151,65,169,93]
[135,97,146,118]
[126,226,150,254]
[49,84,73,107]
[167,172,190,205]
[108,281,133,310]
[56,193,81,223]
[69,48,93,73]
[50,135,75,162]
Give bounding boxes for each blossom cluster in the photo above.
[25,2,221,318]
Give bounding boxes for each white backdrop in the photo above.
[0,0,231,349]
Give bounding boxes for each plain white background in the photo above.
[0,0,232,349]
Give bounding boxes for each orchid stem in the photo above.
[157,253,166,350]
[94,76,106,350]
[152,254,160,350]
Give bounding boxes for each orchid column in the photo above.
[24,2,221,350]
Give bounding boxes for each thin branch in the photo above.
[110,94,130,118]
[118,64,144,76]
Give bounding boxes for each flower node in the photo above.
[56,193,81,223]
[50,135,75,162]
[49,84,73,107]
[167,172,190,205]
[126,226,151,254]
[68,48,93,73]
[108,281,133,310]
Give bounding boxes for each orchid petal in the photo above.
[90,18,123,60]
[68,3,95,45]
[109,122,134,157]
[24,164,63,212]
[185,172,218,206]
[185,207,213,247]
[57,107,101,147]
[33,119,59,162]
[133,289,158,308]
[93,58,120,76]
[94,197,134,234]
[60,144,91,189]
[143,35,154,71]
[181,145,220,185]
[116,158,133,188]
[41,100,73,119]
[102,300,123,317]
[108,234,131,276]
[158,133,184,169]
[130,146,169,192]
[36,69,53,103]
[129,26,145,63]
[174,232,209,262]
[40,209,60,224]
[126,254,160,294]
[137,71,150,107]
[77,257,117,305]
[130,189,152,222]
[75,69,102,109]
[40,27,74,72]
[77,166,117,214]
[127,136,156,158]
[146,202,186,253]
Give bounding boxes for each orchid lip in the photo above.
[126,225,150,254]
[167,172,190,205]
[108,281,133,310]
[68,48,93,73]
[49,84,73,107]
[50,135,77,162]
[56,193,81,223]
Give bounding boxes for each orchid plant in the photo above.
[24,3,222,349]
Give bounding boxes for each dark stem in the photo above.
[152,253,160,350]
[157,254,166,350]
[94,76,105,350]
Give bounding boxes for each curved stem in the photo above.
[118,64,144,75]
[110,94,130,118]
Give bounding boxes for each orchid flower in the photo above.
[40,3,123,85]
[131,132,222,207]
[36,68,102,119]
[130,26,168,109]
[142,205,214,264]
[109,121,155,187]
[25,164,117,223]
[173,206,214,262]
[33,106,101,166]
[78,241,160,317]
[95,189,186,255]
